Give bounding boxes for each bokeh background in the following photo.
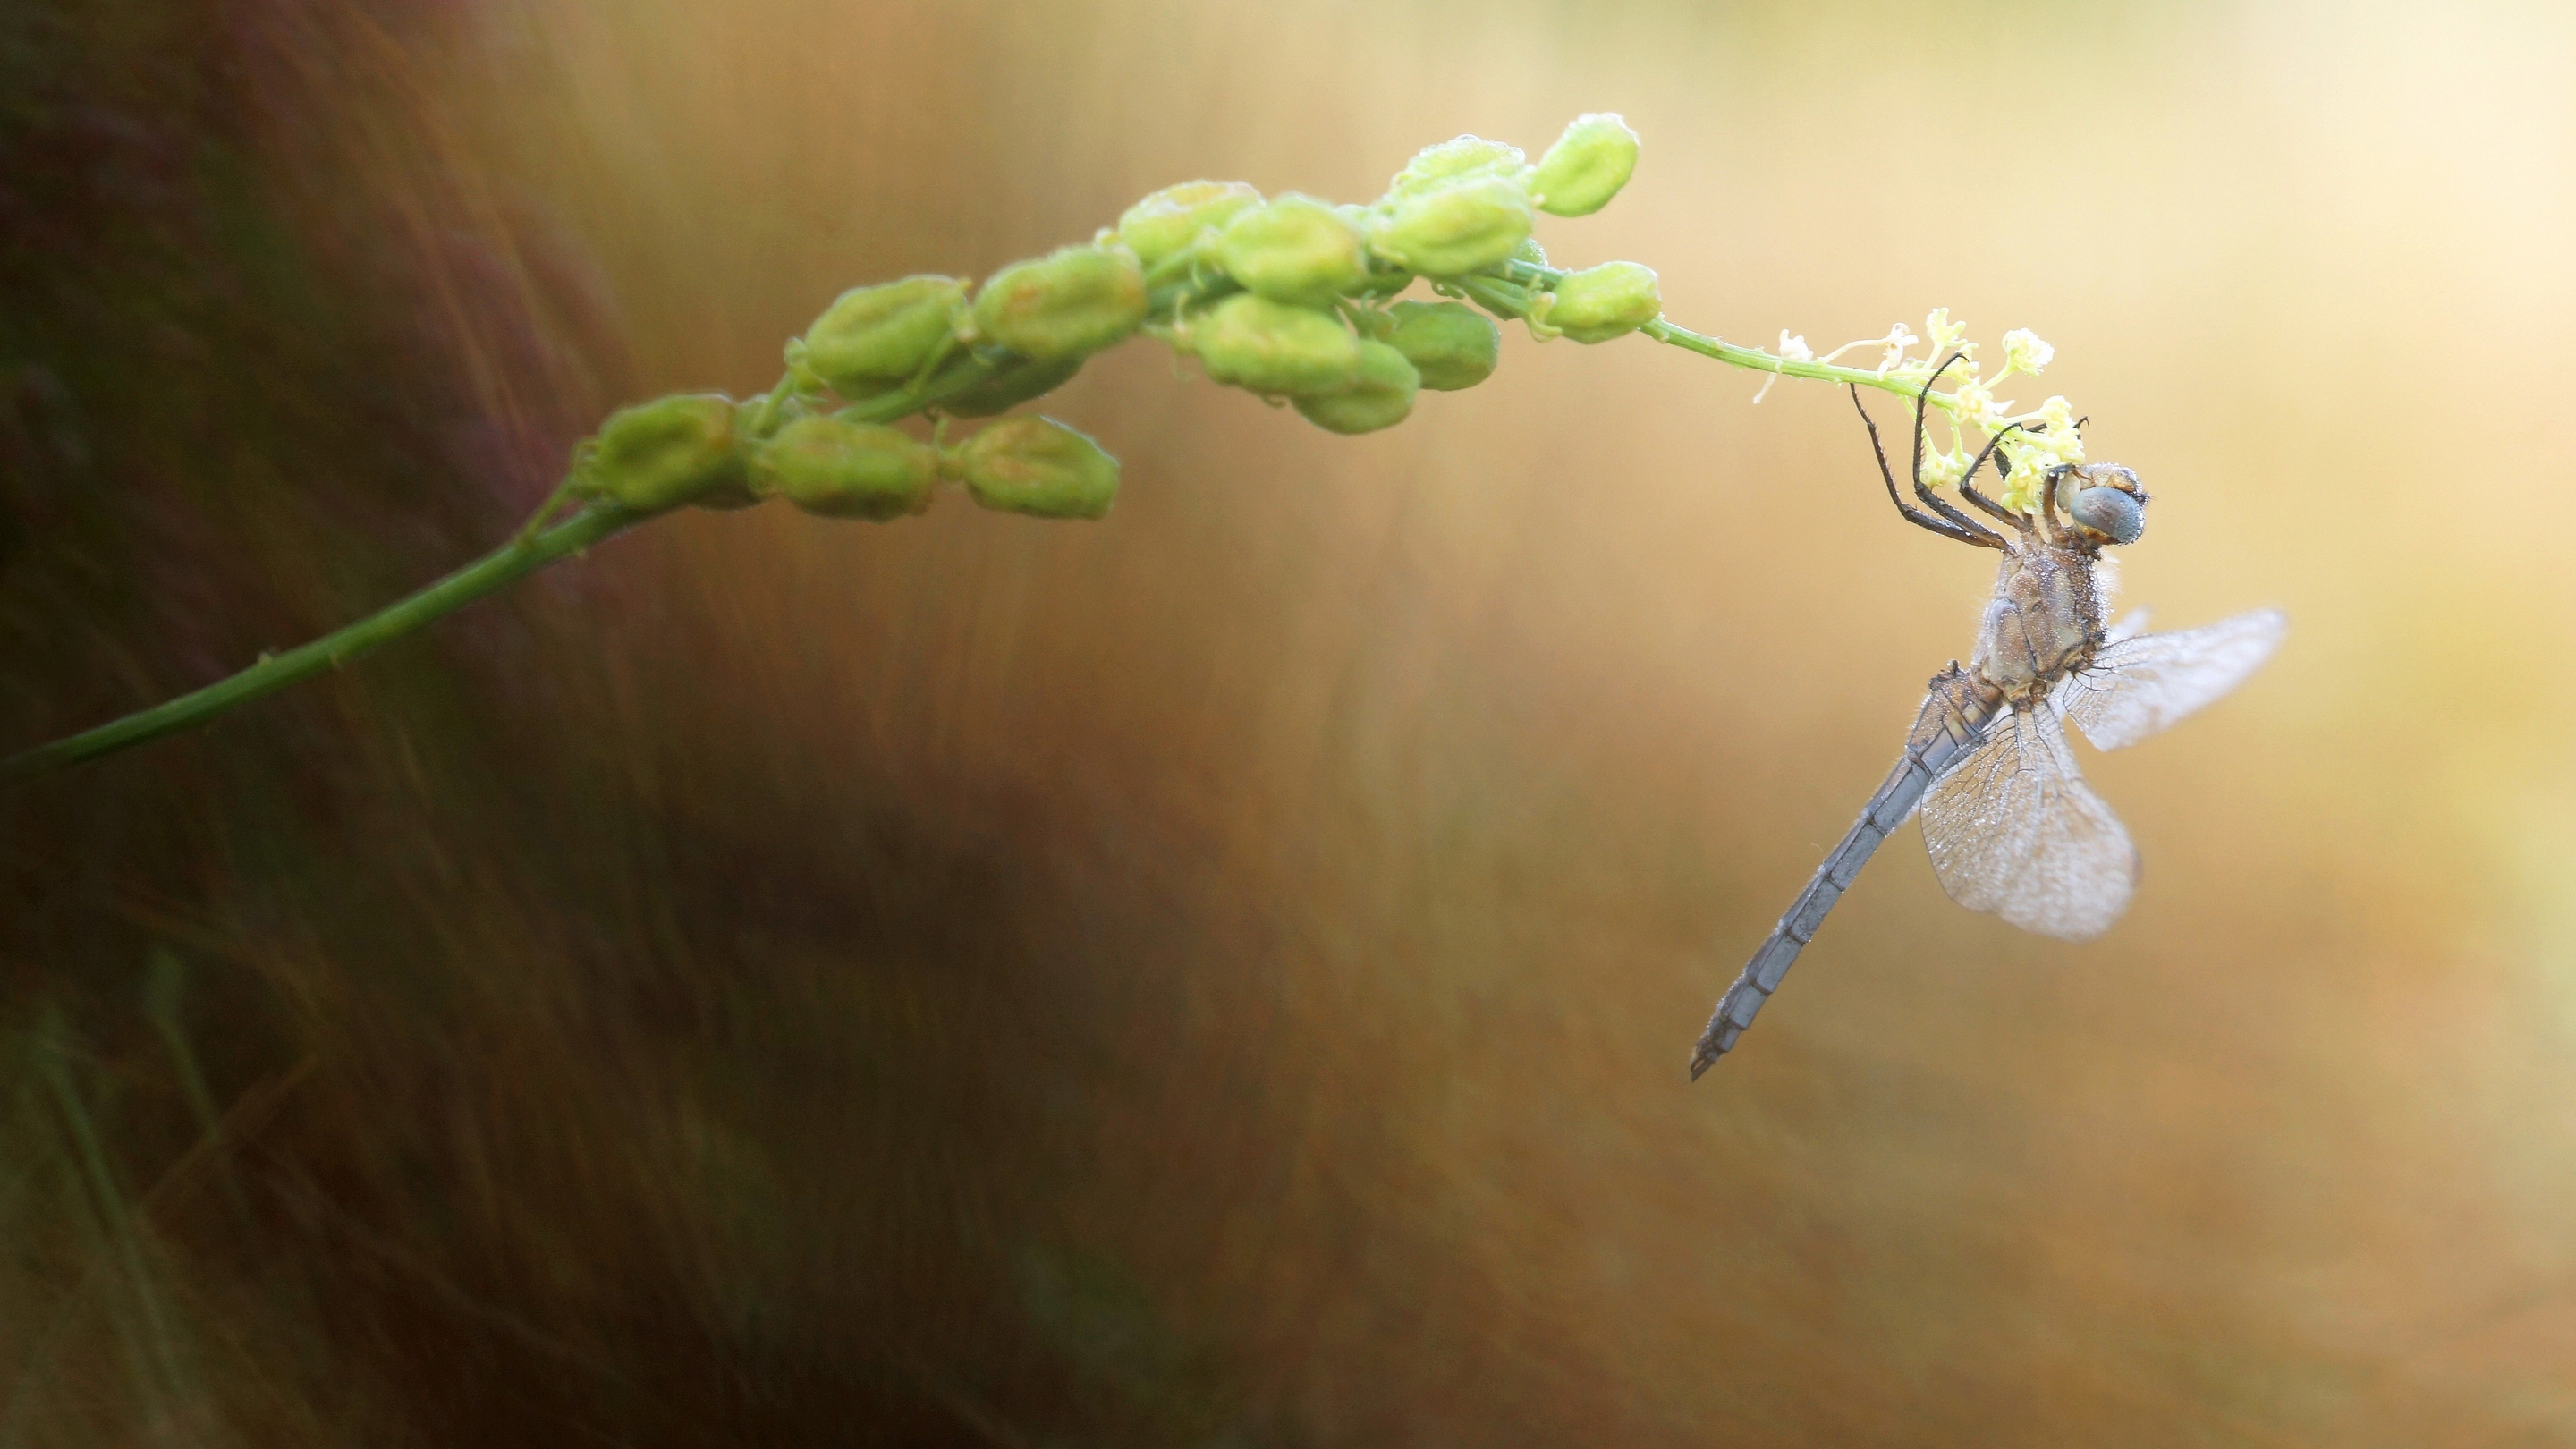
[7,0,2576,1443]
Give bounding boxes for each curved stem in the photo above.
[1486,258,1968,411]
[2,503,640,785]
[3,257,1936,789]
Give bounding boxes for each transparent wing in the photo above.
[1921,705,2137,941]
[2055,608,2286,751]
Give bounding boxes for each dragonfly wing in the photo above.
[1921,705,2137,941]
[2056,608,2286,751]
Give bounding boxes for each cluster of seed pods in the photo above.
[566,114,1658,527]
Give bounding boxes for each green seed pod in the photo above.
[953,416,1120,520]
[1117,180,1264,268]
[1385,300,1499,391]
[574,393,743,513]
[1530,113,1640,218]
[1367,175,1533,278]
[1190,292,1361,396]
[941,353,1084,418]
[750,415,936,521]
[972,244,1148,362]
[1388,136,1528,199]
[801,275,968,394]
[1544,260,1661,343]
[1293,340,1419,436]
[1215,193,1370,305]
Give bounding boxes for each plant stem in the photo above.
[3,258,1931,788]
[1,504,639,785]
[1485,258,1968,411]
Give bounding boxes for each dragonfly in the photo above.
[1690,359,2285,1078]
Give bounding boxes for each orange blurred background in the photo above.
[7,1,2576,1443]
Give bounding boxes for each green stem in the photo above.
[1487,258,1968,411]
[1,270,1248,787]
[1,504,639,785]
[4,256,1938,789]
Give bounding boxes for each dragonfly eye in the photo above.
[2067,485,2145,545]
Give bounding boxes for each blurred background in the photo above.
[6,0,2575,1442]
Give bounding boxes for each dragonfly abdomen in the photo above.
[1690,667,2001,1079]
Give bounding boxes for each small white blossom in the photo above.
[1924,308,1968,353]
[1950,379,2002,431]
[1875,323,1919,376]
[1753,332,1814,403]
[1919,446,1968,489]
[2001,328,2054,376]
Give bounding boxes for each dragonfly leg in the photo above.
[1956,422,2028,532]
[1852,383,2004,548]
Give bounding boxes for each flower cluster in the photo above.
[1793,309,2084,513]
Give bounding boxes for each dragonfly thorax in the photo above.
[1970,540,2111,702]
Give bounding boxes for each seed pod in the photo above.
[972,245,1148,362]
[1216,194,1370,305]
[953,416,1120,520]
[941,353,1085,418]
[1367,175,1533,278]
[574,393,744,513]
[1294,341,1419,436]
[1118,180,1264,268]
[801,275,968,394]
[1385,301,1499,391]
[1388,136,1529,199]
[750,415,936,521]
[1544,260,1662,343]
[1190,293,1362,396]
[1529,113,1640,218]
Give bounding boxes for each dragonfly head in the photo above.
[2050,463,2147,547]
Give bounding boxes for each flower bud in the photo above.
[1388,136,1528,199]
[1384,301,1499,391]
[1118,180,1263,268]
[1367,175,1533,278]
[941,353,1084,419]
[1542,260,1661,343]
[952,416,1120,520]
[750,415,936,521]
[1529,113,1640,217]
[1293,340,1419,436]
[574,393,744,513]
[1511,235,1549,268]
[800,276,968,394]
[1216,194,1370,305]
[972,244,1148,362]
[1190,293,1361,396]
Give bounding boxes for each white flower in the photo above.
[1753,332,1813,403]
[1950,378,2000,429]
[1875,323,1919,376]
[1919,445,1968,489]
[1924,308,1968,352]
[2001,327,2054,376]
